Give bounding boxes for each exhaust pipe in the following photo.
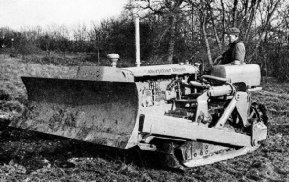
[107,18,140,68]
[135,17,141,67]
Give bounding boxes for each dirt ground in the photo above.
[0,56,288,181]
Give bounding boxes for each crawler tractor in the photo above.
[10,60,268,169]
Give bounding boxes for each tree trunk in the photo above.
[167,0,184,64]
[202,23,213,65]
[199,0,213,65]
[201,15,213,65]
[232,0,239,27]
[221,0,226,44]
[207,1,222,50]
[245,0,261,41]
[167,16,176,64]
[238,0,249,29]
[247,0,281,63]
[191,3,194,42]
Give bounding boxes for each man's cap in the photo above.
[226,27,240,35]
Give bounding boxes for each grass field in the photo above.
[0,56,288,181]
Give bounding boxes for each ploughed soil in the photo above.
[0,56,289,181]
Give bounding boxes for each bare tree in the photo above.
[126,0,185,64]
[89,22,103,64]
[73,23,89,51]
[244,0,262,41]
[207,0,222,50]
[199,0,213,65]
[232,0,239,27]
[247,0,283,62]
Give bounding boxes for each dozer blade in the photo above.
[10,77,140,149]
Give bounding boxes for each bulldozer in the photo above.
[9,54,268,169]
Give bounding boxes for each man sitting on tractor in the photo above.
[214,27,246,65]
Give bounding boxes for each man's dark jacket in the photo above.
[222,40,246,64]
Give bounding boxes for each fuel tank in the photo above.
[211,64,261,87]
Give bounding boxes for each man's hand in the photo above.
[213,55,223,65]
[231,60,243,65]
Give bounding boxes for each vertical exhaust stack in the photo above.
[135,17,141,67]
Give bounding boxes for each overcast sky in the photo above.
[0,0,128,30]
